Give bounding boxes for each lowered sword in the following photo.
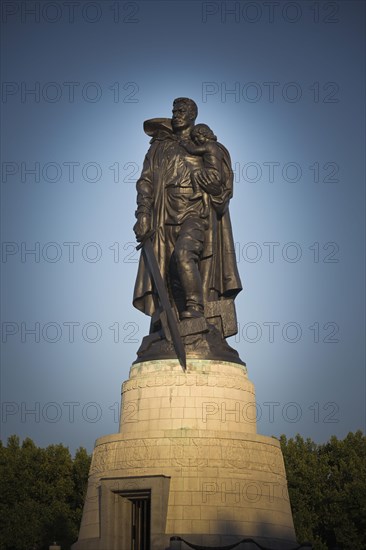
[136,231,186,370]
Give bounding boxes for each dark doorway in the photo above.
[121,490,151,550]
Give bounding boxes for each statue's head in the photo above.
[172,97,198,131]
[192,123,217,144]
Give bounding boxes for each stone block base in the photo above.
[72,360,297,550]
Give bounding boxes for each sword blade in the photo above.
[140,236,186,370]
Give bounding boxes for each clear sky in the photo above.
[1,0,365,454]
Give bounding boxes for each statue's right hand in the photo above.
[133,214,151,242]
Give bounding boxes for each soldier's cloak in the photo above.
[133,118,242,317]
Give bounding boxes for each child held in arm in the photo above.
[180,124,223,215]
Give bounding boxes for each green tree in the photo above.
[281,430,366,550]
[40,443,75,548]
[71,446,91,529]
[0,436,44,549]
[319,431,366,549]
[280,434,328,549]
[0,437,91,550]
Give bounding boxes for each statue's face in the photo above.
[172,103,194,131]
[192,131,206,145]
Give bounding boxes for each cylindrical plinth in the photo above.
[120,360,256,436]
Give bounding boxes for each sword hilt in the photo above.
[136,229,155,251]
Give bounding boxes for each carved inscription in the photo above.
[122,373,252,394]
[89,437,284,477]
[90,442,118,475]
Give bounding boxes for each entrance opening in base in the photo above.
[121,489,151,550]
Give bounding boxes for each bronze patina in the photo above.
[133,98,243,365]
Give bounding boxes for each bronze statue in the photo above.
[133,98,243,365]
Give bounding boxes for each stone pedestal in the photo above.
[72,360,297,550]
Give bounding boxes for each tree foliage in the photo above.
[0,437,91,550]
[280,430,366,549]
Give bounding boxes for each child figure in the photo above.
[180,124,223,213]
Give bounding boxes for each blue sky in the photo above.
[1,0,365,453]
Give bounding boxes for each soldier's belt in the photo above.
[167,187,193,194]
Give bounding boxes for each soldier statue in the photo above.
[133,98,243,366]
